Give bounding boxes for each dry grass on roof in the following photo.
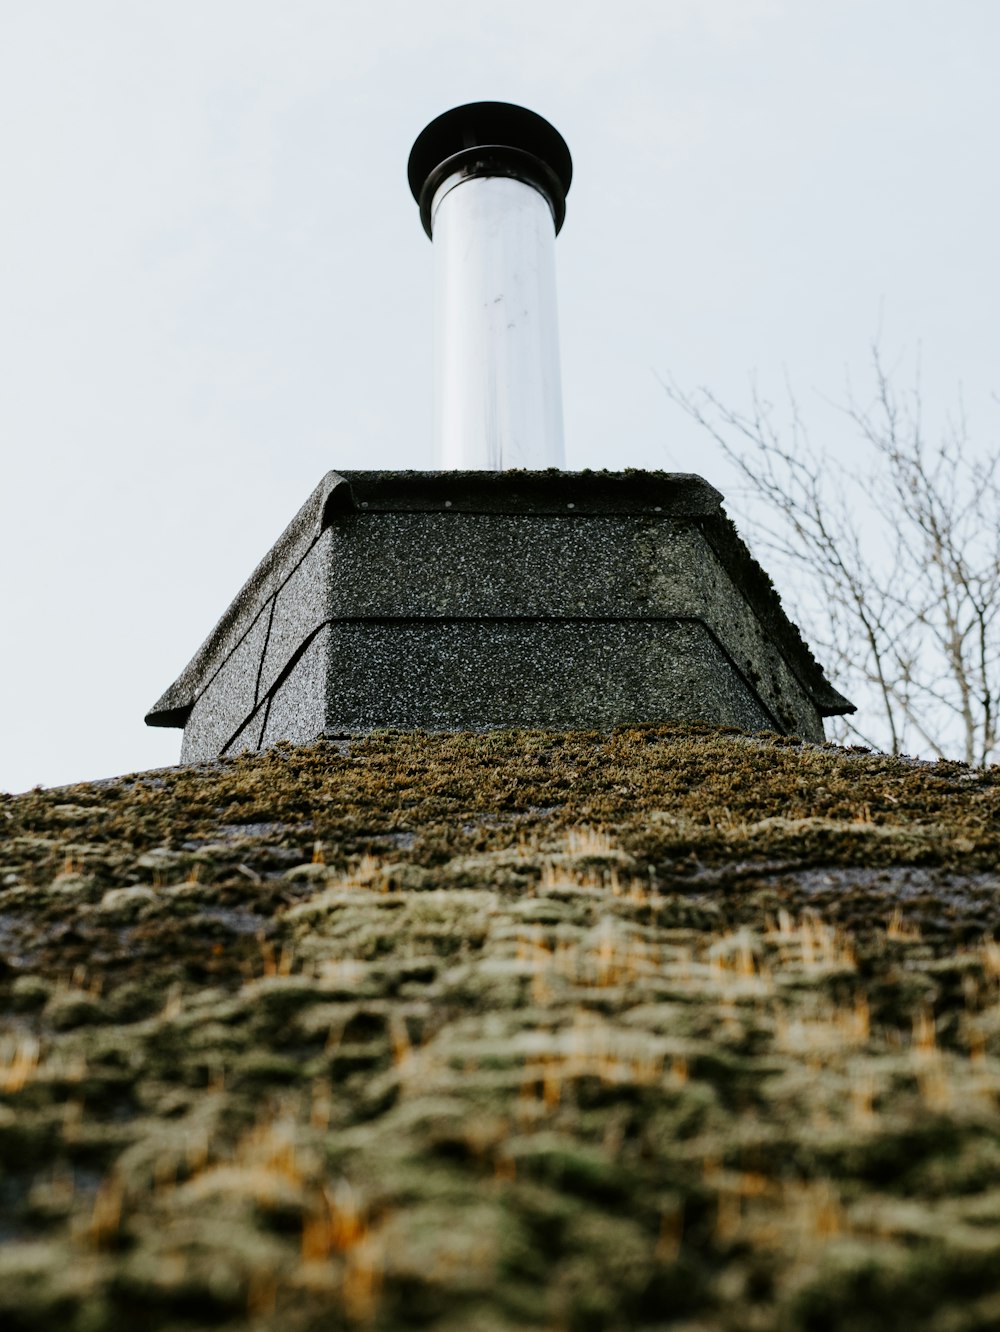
[1,726,1000,1331]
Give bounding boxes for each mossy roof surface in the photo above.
[2,725,1000,1332]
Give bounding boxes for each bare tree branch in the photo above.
[661,351,1000,764]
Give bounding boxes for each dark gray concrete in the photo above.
[147,471,853,761]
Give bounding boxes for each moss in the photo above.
[1,728,1000,1328]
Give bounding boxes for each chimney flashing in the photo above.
[146,470,853,750]
[337,469,723,515]
[145,470,352,729]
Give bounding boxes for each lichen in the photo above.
[1,726,1000,1329]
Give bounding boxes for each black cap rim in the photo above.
[408,102,572,238]
[417,145,567,239]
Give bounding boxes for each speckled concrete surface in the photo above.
[313,618,775,733]
[151,473,851,761]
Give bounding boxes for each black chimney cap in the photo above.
[408,101,573,238]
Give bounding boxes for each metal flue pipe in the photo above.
[408,102,572,470]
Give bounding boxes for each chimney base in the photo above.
[146,471,853,761]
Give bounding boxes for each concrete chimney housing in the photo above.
[147,103,853,760]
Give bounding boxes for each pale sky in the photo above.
[2,1,997,792]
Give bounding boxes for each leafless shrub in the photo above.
[663,349,1000,764]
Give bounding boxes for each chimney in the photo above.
[146,105,853,760]
[408,102,572,469]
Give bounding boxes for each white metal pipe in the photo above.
[430,173,565,470]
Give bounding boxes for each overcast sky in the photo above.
[1,1,997,792]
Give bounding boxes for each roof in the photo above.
[1,727,998,1328]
